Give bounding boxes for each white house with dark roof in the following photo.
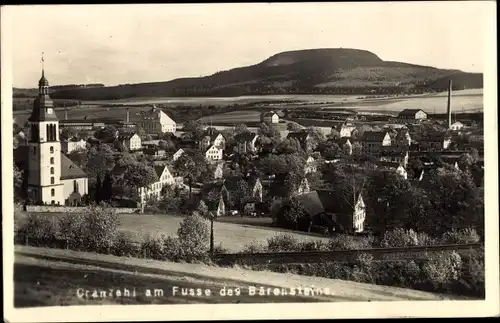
[260,111,279,124]
[205,145,223,162]
[361,131,392,155]
[60,136,87,154]
[17,67,88,205]
[117,132,142,151]
[398,109,427,121]
[235,132,259,154]
[137,106,177,134]
[450,121,464,131]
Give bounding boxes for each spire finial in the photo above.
[41,52,45,76]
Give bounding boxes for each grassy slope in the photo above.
[14,245,458,307]
[119,214,331,252]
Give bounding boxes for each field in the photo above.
[20,213,330,253]
[14,246,455,307]
[12,90,483,127]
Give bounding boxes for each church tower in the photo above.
[27,57,65,205]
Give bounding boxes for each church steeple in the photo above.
[29,54,57,122]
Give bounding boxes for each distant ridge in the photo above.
[33,48,482,100]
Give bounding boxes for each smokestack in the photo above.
[65,107,68,120]
[447,79,452,129]
[126,108,130,124]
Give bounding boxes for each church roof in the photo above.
[14,146,87,180]
[38,71,49,87]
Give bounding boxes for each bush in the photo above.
[241,242,268,253]
[298,240,330,251]
[441,228,481,245]
[111,232,141,258]
[141,234,167,260]
[328,234,374,250]
[421,251,463,291]
[380,228,419,248]
[58,213,86,250]
[80,205,120,253]
[454,248,485,297]
[17,214,59,246]
[267,233,299,252]
[375,261,423,288]
[177,214,210,249]
[177,215,210,262]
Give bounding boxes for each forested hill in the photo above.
[42,48,483,100]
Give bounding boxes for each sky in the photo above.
[6,2,494,88]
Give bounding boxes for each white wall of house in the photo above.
[61,139,87,154]
[205,145,223,161]
[138,166,175,204]
[415,110,427,120]
[62,177,89,205]
[353,197,366,232]
[125,134,142,150]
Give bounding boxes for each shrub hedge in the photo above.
[14,210,484,298]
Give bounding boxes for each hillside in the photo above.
[39,48,482,100]
[15,246,459,308]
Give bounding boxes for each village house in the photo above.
[199,130,226,151]
[205,145,224,162]
[235,132,259,154]
[396,165,408,180]
[172,148,185,162]
[361,131,392,155]
[117,132,142,151]
[260,111,280,124]
[287,131,316,151]
[59,119,106,131]
[450,121,465,131]
[143,146,166,159]
[206,197,226,217]
[418,132,452,151]
[60,136,87,154]
[336,121,357,138]
[136,106,177,134]
[278,190,366,234]
[138,165,175,205]
[398,109,428,121]
[338,137,353,155]
[269,173,310,202]
[213,161,225,179]
[379,148,410,168]
[304,156,318,174]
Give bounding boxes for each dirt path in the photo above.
[14,246,458,307]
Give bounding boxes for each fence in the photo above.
[25,205,140,214]
[213,243,482,266]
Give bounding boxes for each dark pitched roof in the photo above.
[118,132,137,140]
[293,191,325,216]
[60,154,87,179]
[361,131,389,142]
[317,189,361,215]
[398,109,426,117]
[14,146,87,180]
[420,131,451,141]
[234,132,258,142]
[287,131,309,142]
[261,111,277,117]
[154,165,167,177]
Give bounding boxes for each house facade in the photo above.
[118,133,142,151]
[137,164,175,205]
[61,137,87,154]
[418,132,452,151]
[450,121,464,131]
[361,131,392,155]
[260,111,279,124]
[304,156,317,174]
[398,109,427,121]
[235,132,259,154]
[337,122,357,138]
[205,145,223,162]
[173,148,185,161]
[137,106,177,134]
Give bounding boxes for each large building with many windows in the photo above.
[16,67,88,205]
[136,106,177,134]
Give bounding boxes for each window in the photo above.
[50,167,54,175]
[33,147,36,156]
[73,180,78,192]
[50,157,54,164]
[50,146,54,153]
[51,177,55,184]
[51,188,55,197]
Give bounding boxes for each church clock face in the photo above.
[47,108,53,114]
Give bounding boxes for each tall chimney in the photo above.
[447,79,452,128]
[65,107,68,120]
[126,108,130,124]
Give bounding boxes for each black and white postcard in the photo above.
[2,2,498,321]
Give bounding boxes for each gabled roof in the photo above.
[60,154,87,179]
[287,131,310,142]
[419,131,451,141]
[398,109,426,116]
[317,189,362,215]
[235,132,258,142]
[153,165,168,177]
[361,131,389,142]
[14,146,87,180]
[118,132,138,140]
[261,111,278,117]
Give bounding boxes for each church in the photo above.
[14,66,89,206]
